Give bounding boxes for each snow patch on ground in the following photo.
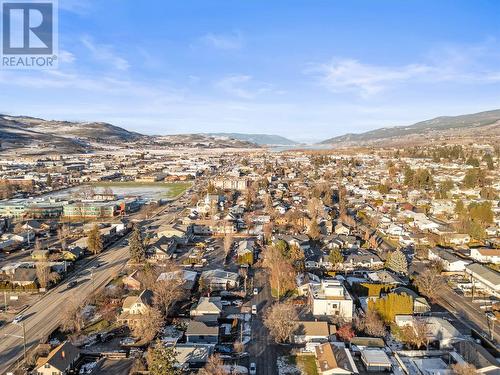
[277,356,303,375]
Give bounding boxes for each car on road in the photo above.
[12,314,25,324]
[67,280,78,289]
[119,337,136,346]
[249,362,257,375]
[251,304,257,315]
[253,287,258,295]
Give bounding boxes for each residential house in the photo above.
[200,269,239,291]
[35,341,80,375]
[185,320,219,344]
[343,250,383,271]
[395,316,462,349]
[428,248,470,272]
[314,343,358,375]
[118,289,154,325]
[174,344,210,370]
[236,240,254,265]
[61,247,84,262]
[122,270,142,291]
[190,296,222,323]
[309,279,354,320]
[293,321,335,344]
[147,236,176,262]
[157,269,198,291]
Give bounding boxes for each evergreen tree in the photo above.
[385,250,408,275]
[129,224,145,263]
[147,341,181,375]
[328,248,344,269]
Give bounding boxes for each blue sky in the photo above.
[1,0,500,142]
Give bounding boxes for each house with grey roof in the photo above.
[35,341,80,375]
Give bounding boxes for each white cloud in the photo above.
[215,74,273,99]
[308,41,500,96]
[59,50,76,64]
[307,59,432,96]
[81,35,130,71]
[201,32,243,50]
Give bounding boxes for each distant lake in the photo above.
[270,144,332,152]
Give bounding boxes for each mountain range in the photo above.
[0,115,258,154]
[319,109,500,147]
[208,133,298,146]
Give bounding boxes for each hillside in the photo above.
[0,115,260,154]
[208,133,298,146]
[320,109,500,147]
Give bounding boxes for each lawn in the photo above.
[279,355,318,375]
[293,355,319,375]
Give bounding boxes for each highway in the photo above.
[0,185,197,374]
[0,237,130,374]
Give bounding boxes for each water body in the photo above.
[270,144,333,152]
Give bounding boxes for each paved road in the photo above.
[0,191,192,374]
[0,238,130,374]
[248,267,278,375]
[437,286,500,345]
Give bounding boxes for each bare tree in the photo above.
[397,319,429,349]
[261,245,296,299]
[263,302,298,343]
[414,269,444,302]
[451,363,478,375]
[357,309,386,337]
[35,262,59,289]
[132,307,163,343]
[198,354,226,375]
[223,233,233,256]
[153,266,187,316]
[61,298,86,334]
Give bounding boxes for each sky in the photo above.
[1,0,500,142]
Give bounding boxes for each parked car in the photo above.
[249,362,257,375]
[251,304,257,315]
[253,288,259,295]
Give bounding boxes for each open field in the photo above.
[90,181,192,199]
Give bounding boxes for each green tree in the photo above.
[368,293,413,322]
[129,224,146,263]
[147,341,181,375]
[385,250,408,275]
[328,248,344,270]
[87,224,103,255]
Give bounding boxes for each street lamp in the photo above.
[4,321,27,364]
